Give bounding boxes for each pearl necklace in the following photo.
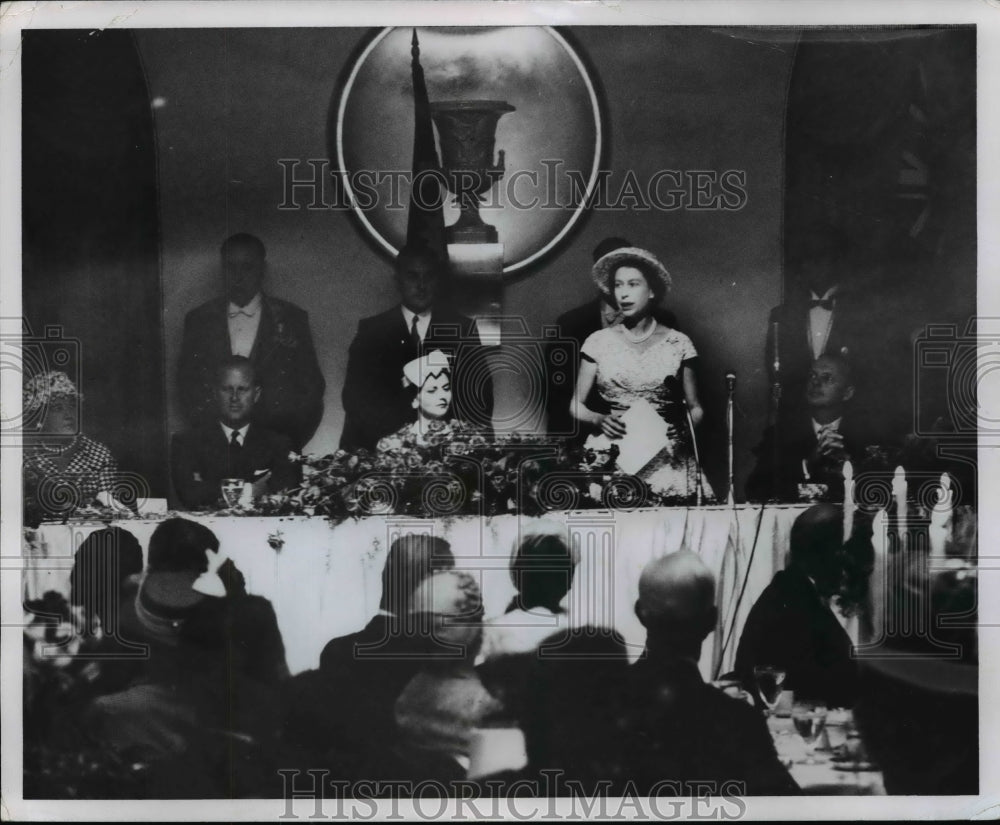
[621,319,657,343]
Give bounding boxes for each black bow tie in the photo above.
[809,298,835,311]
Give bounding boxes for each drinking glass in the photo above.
[221,478,245,509]
[792,700,828,764]
[753,666,786,715]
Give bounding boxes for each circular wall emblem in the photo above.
[334,26,603,277]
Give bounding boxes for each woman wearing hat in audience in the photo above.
[376,349,456,452]
[22,370,130,518]
[570,247,713,499]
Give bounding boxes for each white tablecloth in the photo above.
[24,505,813,679]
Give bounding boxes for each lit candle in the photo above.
[842,460,855,542]
[892,466,907,551]
[929,472,953,559]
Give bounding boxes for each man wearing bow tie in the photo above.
[764,228,866,423]
[177,233,325,451]
[339,246,492,452]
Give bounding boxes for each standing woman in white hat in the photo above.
[569,247,713,500]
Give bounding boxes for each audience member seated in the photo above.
[385,571,502,786]
[478,524,577,719]
[171,356,300,509]
[282,534,455,771]
[623,551,798,796]
[853,510,977,794]
[734,504,862,709]
[177,232,326,451]
[23,370,129,521]
[83,518,289,797]
[518,626,632,794]
[747,354,879,501]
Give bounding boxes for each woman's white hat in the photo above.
[403,349,451,388]
[592,246,672,300]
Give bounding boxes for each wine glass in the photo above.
[792,700,828,764]
[221,478,245,509]
[752,665,786,715]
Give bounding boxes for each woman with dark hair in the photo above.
[376,349,455,452]
[570,247,712,499]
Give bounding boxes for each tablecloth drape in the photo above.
[25,505,815,678]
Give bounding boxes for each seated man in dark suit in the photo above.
[340,246,493,452]
[546,236,677,440]
[734,504,859,709]
[623,551,798,796]
[178,233,325,451]
[171,356,299,509]
[746,354,879,502]
[282,534,455,769]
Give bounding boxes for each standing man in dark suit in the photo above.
[340,246,492,452]
[734,504,860,709]
[171,356,299,509]
[178,233,325,451]
[623,551,798,795]
[546,237,677,439]
[765,227,867,423]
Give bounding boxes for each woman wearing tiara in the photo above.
[569,246,713,500]
[376,350,456,452]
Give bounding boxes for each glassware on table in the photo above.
[753,665,787,714]
[221,478,245,509]
[792,700,828,764]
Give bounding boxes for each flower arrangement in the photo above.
[250,421,700,525]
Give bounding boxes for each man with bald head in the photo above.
[623,551,797,795]
[735,504,860,708]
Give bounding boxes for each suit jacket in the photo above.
[623,655,798,796]
[764,288,866,419]
[745,411,879,502]
[339,304,493,452]
[171,422,300,509]
[734,568,859,709]
[546,298,678,439]
[178,295,325,451]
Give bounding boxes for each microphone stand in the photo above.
[725,373,736,506]
[770,321,782,499]
[683,403,704,507]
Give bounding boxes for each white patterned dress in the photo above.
[580,325,714,500]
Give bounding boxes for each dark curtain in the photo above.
[782,26,976,440]
[22,30,166,497]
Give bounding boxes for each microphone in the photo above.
[725,372,736,394]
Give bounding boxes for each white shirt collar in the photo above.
[401,305,431,326]
[220,421,251,443]
[809,285,839,302]
[228,292,262,316]
[811,417,842,436]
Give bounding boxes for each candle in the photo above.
[842,460,855,542]
[892,466,907,552]
[929,472,953,559]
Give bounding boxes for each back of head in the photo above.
[408,569,483,661]
[380,534,455,614]
[788,504,844,589]
[636,551,717,655]
[509,532,576,612]
[70,527,143,630]
[147,517,220,574]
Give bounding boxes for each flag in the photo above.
[406,29,447,262]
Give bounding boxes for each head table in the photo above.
[22,503,852,681]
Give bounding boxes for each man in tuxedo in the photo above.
[734,504,860,709]
[546,236,677,439]
[171,357,299,509]
[623,551,797,795]
[746,354,876,502]
[339,246,492,452]
[765,227,866,422]
[178,233,325,451]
